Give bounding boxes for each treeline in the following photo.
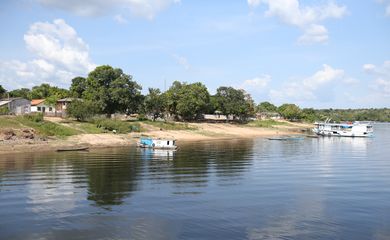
[1,65,389,122]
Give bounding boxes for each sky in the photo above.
[0,0,389,108]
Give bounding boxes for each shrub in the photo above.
[67,100,98,121]
[24,113,44,122]
[92,118,140,133]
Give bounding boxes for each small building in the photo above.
[0,98,31,115]
[56,98,73,113]
[31,99,56,116]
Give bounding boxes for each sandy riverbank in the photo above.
[0,122,311,155]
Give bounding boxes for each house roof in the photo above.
[0,100,11,107]
[31,99,45,106]
[57,98,80,102]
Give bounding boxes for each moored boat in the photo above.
[137,137,178,150]
[313,121,373,137]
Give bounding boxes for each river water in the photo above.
[1,124,390,240]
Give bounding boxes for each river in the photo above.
[1,124,390,239]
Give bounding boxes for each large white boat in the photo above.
[313,121,373,137]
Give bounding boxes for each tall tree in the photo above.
[215,86,253,121]
[70,77,87,98]
[83,65,142,117]
[144,88,166,121]
[175,82,210,120]
[256,101,277,112]
[278,103,302,120]
[164,81,183,117]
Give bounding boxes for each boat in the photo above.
[313,121,373,137]
[56,146,89,152]
[268,136,304,141]
[137,137,178,150]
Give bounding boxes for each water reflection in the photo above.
[0,127,390,239]
[83,149,141,207]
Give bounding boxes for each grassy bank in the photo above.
[246,119,291,128]
[138,120,197,131]
[0,115,79,137]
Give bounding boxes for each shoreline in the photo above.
[0,122,311,155]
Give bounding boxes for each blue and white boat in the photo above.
[138,137,178,150]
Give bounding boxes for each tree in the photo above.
[9,88,31,99]
[256,101,277,113]
[83,65,142,117]
[175,82,210,120]
[70,77,87,98]
[0,85,6,98]
[144,88,166,121]
[66,100,98,121]
[30,83,69,100]
[301,108,316,122]
[215,86,253,121]
[278,103,302,121]
[164,81,183,117]
[165,81,210,120]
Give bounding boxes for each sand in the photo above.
[0,122,311,155]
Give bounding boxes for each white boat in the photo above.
[313,121,373,137]
[137,137,178,149]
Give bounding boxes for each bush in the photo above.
[0,106,10,115]
[24,113,44,122]
[67,100,98,121]
[92,118,140,133]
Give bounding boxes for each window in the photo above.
[49,107,52,112]
[167,141,170,145]
[37,107,41,111]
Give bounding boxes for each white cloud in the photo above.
[37,0,181,20]
[241,74,271,91]
[269,64,345,103]
[247,0,347,44]
[172,54,190,70]
[0,19,95,90]
[364,60,390,96]
[114,14,128,24]
[378,0,390,16]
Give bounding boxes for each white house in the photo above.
[31,99,56,115]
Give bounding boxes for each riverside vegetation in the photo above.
[1,65,389,143]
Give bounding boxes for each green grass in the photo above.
[73,122,104,134]
[140,120,197,130]
[92,118,141,134]
[246,119,290,128]
[13,116,79,137]
[0,116,23,128]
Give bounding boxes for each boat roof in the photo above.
[314,121,372,126]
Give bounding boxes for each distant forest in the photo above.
[1,65,389,122]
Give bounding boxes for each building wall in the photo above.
[31,103,56,114]
[8,99,31,115]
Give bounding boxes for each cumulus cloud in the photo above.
[364,60,390,96]
[37,0,181,20]
[0,19,95,90]
[247,0,347,44]
[269,64,345,103]
[241,74,271,92]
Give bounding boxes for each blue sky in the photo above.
[0,0,389,108]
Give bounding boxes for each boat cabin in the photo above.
[139,138,177,149]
